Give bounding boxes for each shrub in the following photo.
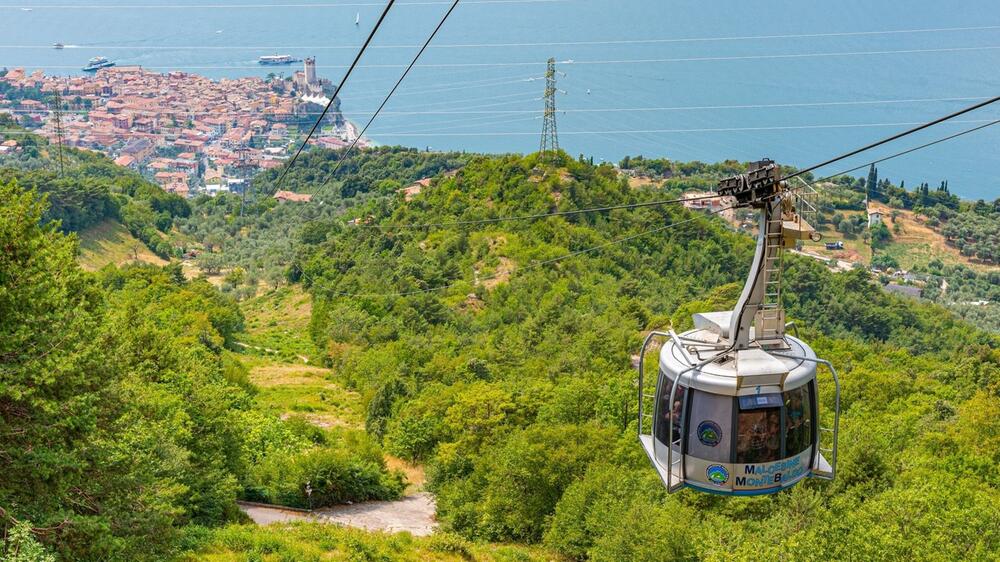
[247,446,405,509]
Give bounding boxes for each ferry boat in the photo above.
[82,56,115,71]
[53,43,65,50]
[258,55,300,66]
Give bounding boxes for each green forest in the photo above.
[2,145,999,561]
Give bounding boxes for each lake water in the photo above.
[3,0,1000,199]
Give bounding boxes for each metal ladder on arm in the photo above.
[756,204,786,344]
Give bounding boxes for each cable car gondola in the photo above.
[637,160,840,495]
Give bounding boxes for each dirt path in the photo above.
[238,493,437,536]
[790,249,854,272]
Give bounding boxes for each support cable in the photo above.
[327,0,461,181]
[799,118,1000,184]
[271,0,396,193]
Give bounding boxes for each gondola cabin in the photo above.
[637,160,840,495]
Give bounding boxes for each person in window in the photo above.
[737,409,780,463]
[784,391,810,454]
[658,387,685,445]
[670,399,683,442]
[763,410,781,459]
[737,410,764,463]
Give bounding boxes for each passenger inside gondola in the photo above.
[657,385,686,444]
[784,386,812,455]
[736,407,781,463]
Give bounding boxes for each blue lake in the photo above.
[2,0,1000,199]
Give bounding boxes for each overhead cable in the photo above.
[794,118,1000,185]
[355,194,724,230]
[1,95,990,118]
[272,0,395,193]
[0,0,556,8]
[353,118,1000,136]
[317,205,733,298]
[5,23,998,47]
[17,44,1000,71]
[327,0,462,180]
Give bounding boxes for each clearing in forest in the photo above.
[76,219,167,271]
[245,355,362,429]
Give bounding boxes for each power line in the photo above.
[316,204,733,298]
[4,95,991,118]
[5,23,999,47]
[0,0,558,8]
[539,57,560,157]
[16,44,1000,71]
[5,118,997,140]
[354,194,724,230]
[272,0,396,193]
[348,74,542,98]
[354,118,1000,136]
[799,118,1000,185]
[327,0,461,180]
[356,96,993,115]
[50,90,65,176]
[367,112,540,134]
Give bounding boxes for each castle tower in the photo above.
[304,57,317,85]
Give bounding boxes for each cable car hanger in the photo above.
[634,94,1000,495]
[637,159,839,495]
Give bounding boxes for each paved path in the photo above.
[238,493,437,536]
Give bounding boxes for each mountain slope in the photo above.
[292,151,999,560]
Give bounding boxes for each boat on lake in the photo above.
[258,55,300,65]
[82,56,115,71]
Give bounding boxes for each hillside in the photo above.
[0,120,195,265]
[3,149,999,561]
[286,151,999,560]
[621,158,1000,333]
[76,218,169,270]
[796,200,999,273]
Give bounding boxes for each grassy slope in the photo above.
[237,286,362,428]
[240,285,318,361]
[237,287,428,495]
[869,202,997,271]
[76,219,168,271]
[243,355,363,429]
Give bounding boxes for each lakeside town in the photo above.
[0,57,363,198]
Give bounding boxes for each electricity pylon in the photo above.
[51,89,65,176]
[235,144,256,217]
[539,57,560,158]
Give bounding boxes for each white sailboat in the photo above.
[355,12,360,25]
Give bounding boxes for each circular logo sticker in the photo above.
[706,464,729,486]
[697,420,722,447]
